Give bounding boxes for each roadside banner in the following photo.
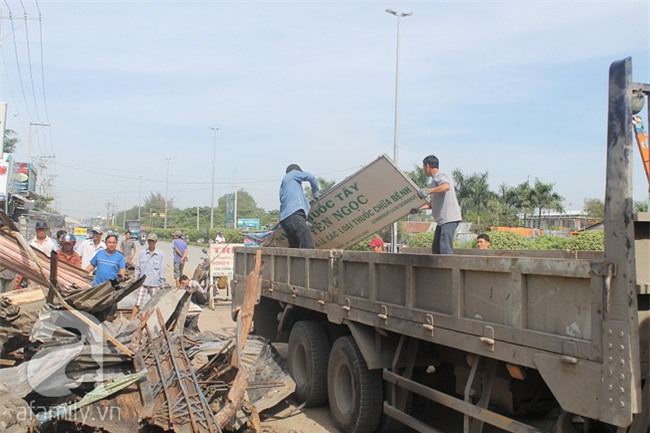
[209,243,244,280]
[263,154,429,249]
[0,157,10,203]
[237,218,260,229]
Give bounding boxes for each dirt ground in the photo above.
[196,302,337,433]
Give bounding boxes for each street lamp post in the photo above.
[209,127,220,230]
[386,8,412,252]
[164,157,171,229]
[138,176,143,221]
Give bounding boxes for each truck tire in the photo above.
[288,321,330,406]
[328,336,383,433]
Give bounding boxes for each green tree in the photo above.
[634,201,649,213]
[3,129,19,153]
[508,181,533,227]
[405,165,428,188]
[218,189,267,226]
[141,192,175,228]
[452,170,495,232]
[34,193,54,212]
[495,183,521,227]
[583,198,605,219]
[529,179,564,228]
[305,177,336,200]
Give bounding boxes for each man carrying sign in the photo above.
[416,155,462,255]
[279,164,320,248]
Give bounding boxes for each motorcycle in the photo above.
[192,248,213,291]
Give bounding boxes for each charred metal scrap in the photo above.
[0,241,293,433]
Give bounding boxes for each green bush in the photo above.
[486,232,535,250]
[530,235,570,250]
[456,230,604,251]
[347,237,375,251]
[565,231,604,251]
[408,231,435,248]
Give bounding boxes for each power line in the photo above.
[53,161,362,185]
[0,47,27,136]
[4,2,33,121]
[18,0,41,121]
[34,0,49,123]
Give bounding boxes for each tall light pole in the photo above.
[209,127,220,229]
[385,9,412,166]
[164,157,171,229]
[138,176,142,221]
[386,8,412,252]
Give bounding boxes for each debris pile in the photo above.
[0,216,294,433]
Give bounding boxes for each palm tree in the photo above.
[506,181,533,227]
[3,129,20,153]
[453,170,494,231]
[529,179,564,228]
[405,165,428,188]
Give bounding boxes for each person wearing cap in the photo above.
[368,238,385,252]
[59,234,82,267]
[55,230,67,250]
[476,233,491,249]
[131,232,165,319]
[86,233,125,286]
[279,164,320,248]
[77,226,107,269]
[172,230,188,288]
[29,220,58,256]
[414,155,462,255]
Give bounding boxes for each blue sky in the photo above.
[1,0,649,220]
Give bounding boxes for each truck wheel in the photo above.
[376,384,412,433]
[328,336,382,433]
[288,321,330,406]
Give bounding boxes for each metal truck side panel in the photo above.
[600,57,642,422]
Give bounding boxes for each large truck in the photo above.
[124,219,141,239]
[233,58,649,433]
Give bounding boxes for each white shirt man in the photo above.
[29,221,58,256]
[77,227,107,269]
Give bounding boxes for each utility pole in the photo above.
[138,176,142,221]
[386,8,412,252]
[209,127,220,229]
[105,201,111,227]
[164,157,171,229]
[233,176,238,229]
[123,187,127,228]
[26,122,50,163]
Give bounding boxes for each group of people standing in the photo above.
[0,222,200,319]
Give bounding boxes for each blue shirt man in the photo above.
[172,231,187,288]
[87,234,125,285]
[279,164,320,248]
